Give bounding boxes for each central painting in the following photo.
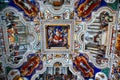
[46,25,70,49]
[41,20,74,52]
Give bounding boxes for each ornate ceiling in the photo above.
[0,0,120,80]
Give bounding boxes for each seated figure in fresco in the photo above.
[20,56,41,76]
[13,0,38,17]
[75,0,101,18]
[53,29,63,46]
[73,56,94,78]
[48,28,63,47]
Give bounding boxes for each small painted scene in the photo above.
[46,25,70,49]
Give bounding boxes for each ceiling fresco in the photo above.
[0,0,120,80]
